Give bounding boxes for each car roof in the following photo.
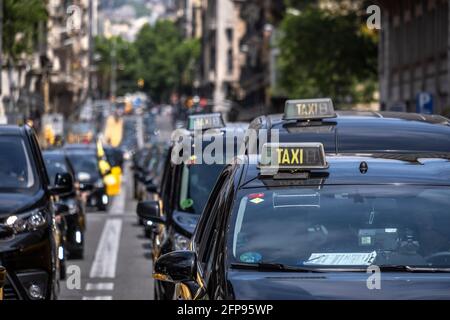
[250,112,450,153]
[63,143,97,150]
[43,149,66,157]
[0,125,26,136]
[240,153,450,188]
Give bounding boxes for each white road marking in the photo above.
[89,219,123,278]
[82,296,113,300]
[86,282,114,291]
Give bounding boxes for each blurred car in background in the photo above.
[64,145,109,212]
[66,122,96,144]
[43,150,86,259]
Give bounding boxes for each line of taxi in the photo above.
[136,113,247,299]
[138,98,450,300]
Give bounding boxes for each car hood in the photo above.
[0,191,45,216]
[228,270,450,300]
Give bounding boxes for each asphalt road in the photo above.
[59,112,173,300]
[59,165,154,300]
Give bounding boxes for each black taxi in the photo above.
[247,98,450,154]
[137,113,245,300]
[0,125,73,300]
[153,141,450,300]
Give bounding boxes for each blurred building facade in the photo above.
[46,0,96,118]
[174,0,284,118]
[378,0,450,115]
[0,0,97,124]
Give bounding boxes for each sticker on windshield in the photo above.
[240,252,263,263]
[304,251,377,266]
[249,198,264,204]
[180,198,194,210]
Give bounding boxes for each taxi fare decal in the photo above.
[250,198,264,204]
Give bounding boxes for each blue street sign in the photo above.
[416,92,433,114]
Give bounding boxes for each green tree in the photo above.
[2,0,47,111]
[95,20,200,102]
[277,2,378,105]
[3,0,47,61]
[95,36,138,98]
[134,20,200,102]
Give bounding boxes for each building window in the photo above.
[227,48,233,74]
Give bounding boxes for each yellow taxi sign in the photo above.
[260,143,328,171]
[188,113,225,130]
[284,98,336,120]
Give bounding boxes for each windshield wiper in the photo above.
[378,265,450,273]
[230,262,325,273]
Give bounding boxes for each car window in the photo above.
[196,173,230,266]
[0,136,37,191]
[66,152,101,181]
[178,163,224,214]
[230,185,450,268]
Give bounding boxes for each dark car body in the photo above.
[154,151,450,300]
[43,150,86,259]
[64,145,109,211]
[138,123,246,300]
[248,111,450,154]
[0,125,69,300]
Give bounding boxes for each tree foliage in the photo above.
[95,20,200,103]
[278,2,378,104]
[3,0,47,61]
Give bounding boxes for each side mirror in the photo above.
[50,173,74,196]
[136,201,164,224]
[153,251,197,283]
[146,183,158,194]
[54,202,70,216]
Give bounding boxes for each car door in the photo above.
[193,170,232,299]
[153,151,175,259]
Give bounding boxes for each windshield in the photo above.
[231,185,450,269]
[0,136,36,190]
[179,163,224,214]
[66,153,100,181]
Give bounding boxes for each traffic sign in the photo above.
[416,92,433,114]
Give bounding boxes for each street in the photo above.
[59,113,172,300]
[59,165,153,300]
[2,0,450,309]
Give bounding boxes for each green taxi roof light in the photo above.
[284,98,336,121]
[259,142,328,172]
[187,113,225,130]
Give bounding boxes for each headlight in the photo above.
[78,172,91,182]
[5,210,47,234]
[95,179,104,188]
[173,233,190,251]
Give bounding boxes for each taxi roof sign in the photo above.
[187,113,225,130]
[260,143,328,172]
[284,98,336,120]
